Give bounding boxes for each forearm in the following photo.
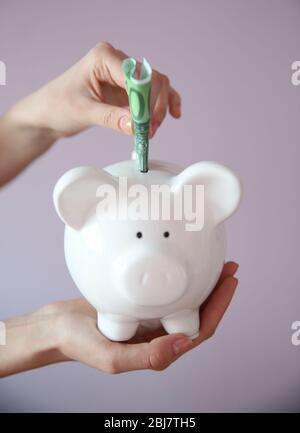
[0,310,65,377]
[0,95,57,186]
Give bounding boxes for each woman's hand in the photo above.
[0,42,181,185]
[0,262,238,376]
[11,41,181,139]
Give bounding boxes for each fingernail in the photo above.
[119,116,132,134]
[232,262,239,274]
[173,337,193,355]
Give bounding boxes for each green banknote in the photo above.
[122,58,152,173]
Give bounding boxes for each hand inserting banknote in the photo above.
[122,58,152,173]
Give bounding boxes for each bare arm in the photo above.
[0,310,62,376]
[0,106,57,185]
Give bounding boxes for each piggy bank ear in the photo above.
[53,166,117,230]
[172,161,242,225]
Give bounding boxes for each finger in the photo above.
[196,276,238,344]
[199,261,239,312]
[151,78,170,135]
[90,101,132,134]
[107,333,193,373]
[92,42,128,89]
[217,261,239,285]
[115,48,130,60]
[148,82,160,138]
[168,86,181,118]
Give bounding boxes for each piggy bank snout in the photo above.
[114,253,188,307]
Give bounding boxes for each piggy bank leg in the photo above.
[161,309,200,339]
[97,313,139,342]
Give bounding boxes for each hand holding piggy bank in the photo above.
[53,159,241,341]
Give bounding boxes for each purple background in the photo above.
[1,0,300,412]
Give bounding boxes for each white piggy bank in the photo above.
[53,159,241,341]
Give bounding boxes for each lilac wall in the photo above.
[1,0,300,412]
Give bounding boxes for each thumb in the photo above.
[90,102,132,134]
[111,333,193,373]
[148,333,193,371]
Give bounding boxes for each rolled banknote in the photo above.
[122,57,152,173]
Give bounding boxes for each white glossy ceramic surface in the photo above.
[53,159,242,341]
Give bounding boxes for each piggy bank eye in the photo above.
[136,231,143,239]
[163,231,170,238]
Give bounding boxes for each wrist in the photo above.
[5,94,59,149]
[0,97,58,185]
[0,310,66,377]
